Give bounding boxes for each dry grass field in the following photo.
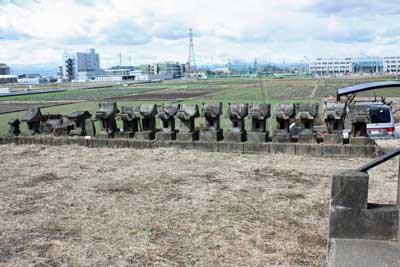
[1,144,398,267]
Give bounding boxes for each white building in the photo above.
[63,49,100,81]
[309,57,398,76]
[383,57,400,74]
[0,75,17,84]
[93,75,136,82]
[309,58,353,76]
[17,77,56,85]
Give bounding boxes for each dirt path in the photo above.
[310,84,319,98]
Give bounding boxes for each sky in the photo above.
[1,0,400,69]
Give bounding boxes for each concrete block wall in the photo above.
[0,135,379,158]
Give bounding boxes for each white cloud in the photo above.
[0,0,400,68]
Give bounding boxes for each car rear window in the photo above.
[369,107,391,123]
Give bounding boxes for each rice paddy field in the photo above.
[1,76,400,135]
[1,77,400,266]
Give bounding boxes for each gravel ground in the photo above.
[0,144,398,267]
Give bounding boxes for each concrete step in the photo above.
[325,238,400,267]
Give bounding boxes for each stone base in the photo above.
[135,131,156,141]
[115,132,135,139]
[296,144,323,157]
[96,132,113,139]
[324,134,343,145]
[176,131,199,142]
[194,141,219,152]
[246,132,269,143]
[272,132,291,143]
[108,139,129,148]
[325,238,400,267]
[155,131,177,141]
[223,131,246,143]
[350,145,378,158]
[350,136,376,146]
[329,204,399,240]
[270,143,296,154]
[199,129,223,142]
[219,142,244,153]
[150,141,172,148]
[171,141,195,150]
[127,140,151,149]
[298,133,317,144]
[323,145,351,158]
[243,143,270,154]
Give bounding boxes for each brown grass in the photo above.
[0,144,397,266]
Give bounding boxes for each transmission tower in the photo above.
[188,28,196,74]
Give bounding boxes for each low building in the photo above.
[0,75,17,84]
[93,75,136,82]
[309,57,396,76]
[309,58,352,76]
[104,66,135,76]
[155,61,184,78]
[134,73,173,82]
[383,57,400,74]
[17,77,56,85]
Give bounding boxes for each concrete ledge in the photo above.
[127,140,151,149]
[108,139,129,148]
[327,238,400,267]
[93,138,108,147]
[270,143,296,155]
[176,131,199,142]
[296,144,323,157]
[199,130,223,142]
[324,134,343,145]
[350,136,376,146]
[218,142,244,153]
[68,138,82,146]
[2,135,380,158]
[323,145,351,158]
[171,141,196,150]
[350,145,378,158]
[194,141,219,152]
[155,131,177,141]
[243,143,270,154]
[329,205,399,240]
[271,133,291,143]
[151,141,173,148]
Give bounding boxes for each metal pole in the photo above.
[397,158,400,207]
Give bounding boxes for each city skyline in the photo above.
[1,0,400,68]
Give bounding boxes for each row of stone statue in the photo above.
[7,101,358,144]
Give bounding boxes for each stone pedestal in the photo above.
[350,136,376,146]
[96,132,113,139]
[247,132,269,143]
[135,131,156,140]
[298,133,317,144]
[176,131,199,142]
[324,134,343,145]
[115,132,135,139]
[271,132,291,143]
[223,131,246,143]
[199,129,223,142]
[155,130,178,141]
